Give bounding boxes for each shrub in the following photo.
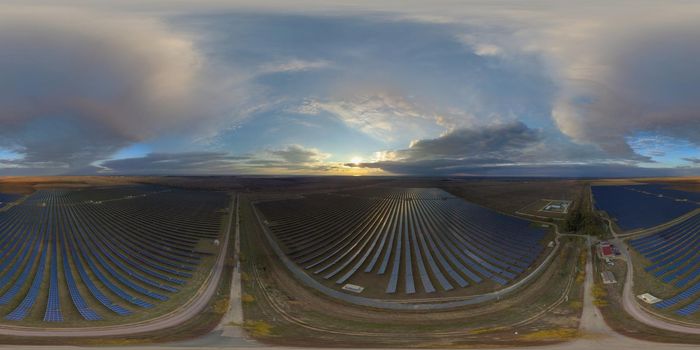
[521,328,578,341]
[244,320,273,337]
[240,272,251,282]
[213,299,229,314]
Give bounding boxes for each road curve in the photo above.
[607,217,700,334]
[0,194,237,338]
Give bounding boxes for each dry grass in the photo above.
[241,294,255,303]
[569,300,583,310]
[575,251,586,284]
[592,283,609,307]
[468,326,506,335]
[521,328,579,341]
[213,299,230,314]
[243,320,273,337]
[240,271,251,282]
[440,179,583,215]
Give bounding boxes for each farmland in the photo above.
[255,187,550,301]
[593,184,700,231]
[0,185,229,326]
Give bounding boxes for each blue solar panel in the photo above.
[259,188,546,295]
[631,210,700,316]
[0,188,226,322]
[594,185,699,230]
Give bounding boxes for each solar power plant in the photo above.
[256,188,547,297]
[593,185,699,231]
[0,193,21,206]
[0,186,228,324]
[631,213,700,316]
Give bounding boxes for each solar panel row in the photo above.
[631,214,700,316]
[0,187,227,322]
[258,188,545,295]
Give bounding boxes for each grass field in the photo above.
[517,199,572,221]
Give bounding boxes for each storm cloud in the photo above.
[268,144,329,164]
[0,7,241,171]
[99,152,249,175]
[99,145,338,175]
[397,122,541,161]
[352,121,641,176]
[551,20,700,159]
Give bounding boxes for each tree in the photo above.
[564,185,604,236]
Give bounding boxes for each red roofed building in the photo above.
[598,241,615,258]
[601,245,613,257]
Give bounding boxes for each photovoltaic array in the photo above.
[593,185,699,230]
[257,188,546,296]
[631,213,700,316]
[0,187,227,323]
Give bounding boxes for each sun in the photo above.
[350,156,363,165]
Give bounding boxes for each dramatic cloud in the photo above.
[0,7,243,172]
[351,121,636,175]
[99,152,249,174]
[268,144,329,164]
[296,94,451,142]
[2,2,700,176]
[398,122,541,161]
[348,121,540,174]
[99,145,347,175]
[551,21,700,158]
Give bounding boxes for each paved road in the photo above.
[0,195,237,338]
[606,217,700,334]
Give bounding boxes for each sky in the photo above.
[1,0,700,177]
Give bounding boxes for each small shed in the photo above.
[601,271,616,284]
[637,293,662,304]
[342,284,365,294]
